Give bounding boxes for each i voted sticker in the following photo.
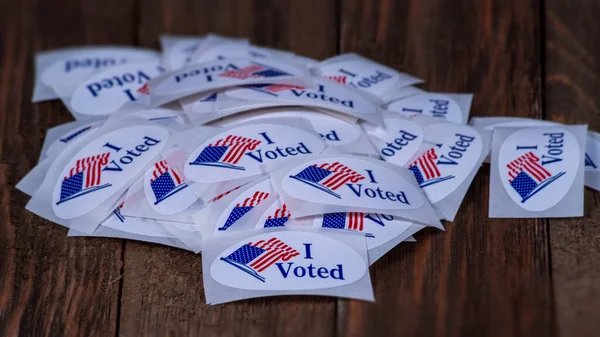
[69,61,163,116]
[313,212,412,251]
[143,153,197,215]
[149,59,306,106]
[215,179,272,233]
[407,124,483,203]
[184,124,325,183]
[52,125,169,219]
[317,54,422,99]
[210,231,366,290]
[40,47,159,97]
[387,93,464,124]
[281,156,425,210]
[213,109,362,147]
[223,80,380,123]
[498,127,580,211]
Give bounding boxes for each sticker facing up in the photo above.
[313,53,423,102]
[385,92,473,124]
[33,46,160,102]
[160,35,204,71]
[146,58,310,107]
[202,228,373,304]
[210,107,378,157]
[184,123,325,184]
[469,117,600,191]
[64,61,163,119]
[312,212,422,264]
[26,116,171,234]
[272,155,443,229]
[489,125,587,217]
[215,79,382,124]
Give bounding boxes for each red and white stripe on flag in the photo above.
[507,151,551,182]
[248,238,300,272]
[410,148,441,179]
[66,152,110,188]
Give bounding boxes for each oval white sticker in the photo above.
[213,109,362,147]
[224,80,379,123]
[318,60,400,98]
[387,93,464,124]
[41,48,159,96]
[498,127,580,211]
[281,156,425,210]
[407,123,483,203]
[210,231,366,290]
[313,212,412,250]
[184,123,325,183]
[52,125,169,219]
[70,61,163,116]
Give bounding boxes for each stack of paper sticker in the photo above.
[18,33,599,305]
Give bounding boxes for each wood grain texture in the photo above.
[0,0,132,336]
[337,1,555,336]
[545,0,600,336]
[117,1,339,336]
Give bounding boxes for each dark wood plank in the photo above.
[0,0,134,335]
[545,0,600,335]
[337,1,554,336]
[117,1,339,335]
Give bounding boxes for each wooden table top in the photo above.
[1,0,599,336]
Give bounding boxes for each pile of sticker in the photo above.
[19,34,599,304]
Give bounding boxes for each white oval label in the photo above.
[70,61,163,116]
[153,59,304,96]
[387,93,464,124]
[41,48,159,96]
[214,109,362,147]
[224,80,379,123]
[319,60,400,98]
[185,124,325,183]
[498,127,580,211]
[313,212,412,250]
[407,124,483,203]
[281,156,425,210]
[210,231,366,290]
[52,125,169,219]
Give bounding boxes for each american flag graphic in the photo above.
[218,191,270,231]
[324,75,347,84]
[220,237,300,282]
[585,153,597,169]
[218,62,291,80]
[244,83,304,96]
[57,153,111,204]
[137,83,150,95]
[321,212,374,238]
[113,202,125,223]
[506,151,564,202]
[188,135,262,171]
[263,203,291,228]
[408,148,454,187]
[199,92,217,102]
[149,159,188,205]
[289,162,365,199]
